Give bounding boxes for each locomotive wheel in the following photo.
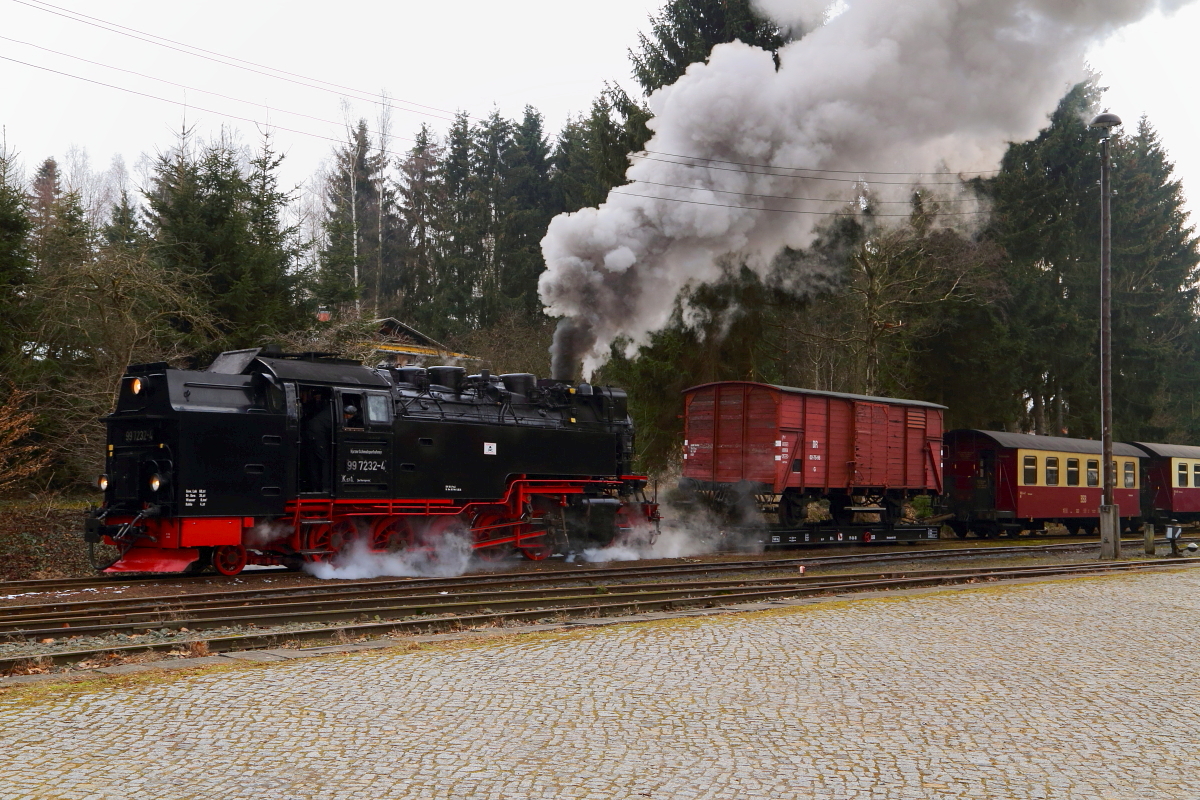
[471,512,516,561]
[329,521,360,555]
[371,517,413,552]
[517,531,553,561]
[212,544,248,576]
[303,524,333,562]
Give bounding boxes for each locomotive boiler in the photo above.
[85,348,657,575]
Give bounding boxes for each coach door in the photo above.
[333,389,393,497]
[973,450,997,511]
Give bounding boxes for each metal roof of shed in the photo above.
[682,381,947,410]
[1128,442,1200,459]
[949,430,1144,457]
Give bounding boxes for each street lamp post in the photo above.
[1091,111,1122,560]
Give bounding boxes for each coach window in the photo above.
[1023,455,1037,485]
[1193,463,1200,488]
[1124,461,1135,489]
[1179,462,1190,488]
[1066,458,1080,486]
[1045,457,1059,486]
[1087,459,1100,487]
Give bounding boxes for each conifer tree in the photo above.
[0,146,31,366]
[630,0,789,94]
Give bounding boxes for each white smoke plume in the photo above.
[581,508,764,562]
[304,527,473,580]
[539,0,1192,377]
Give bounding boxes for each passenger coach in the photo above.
[944,430,1143,537]
[1128,441,1200,523]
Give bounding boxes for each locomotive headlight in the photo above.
[97,474,108,491]
[148,473,162,492]
[130,377,143,395]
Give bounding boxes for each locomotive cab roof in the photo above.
[207,347,389,387]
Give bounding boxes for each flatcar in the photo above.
[1128,441,1200,524]
[678,381,945,544]
[84,348,657,575]
[943,430,1143,537]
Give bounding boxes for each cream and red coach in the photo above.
[944,430,1143,537]
[679,381,945,544]
[1128,441,1200,523]
[85,349,657,575]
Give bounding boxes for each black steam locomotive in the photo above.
[85,348,658,575]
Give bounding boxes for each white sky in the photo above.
[2,0,1199,217]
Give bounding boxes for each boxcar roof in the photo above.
[1128,441,1200,459]
[949,429,1144,457]
[682,381,947,410]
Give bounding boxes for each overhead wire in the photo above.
[641,149,999,178]
[0,34,418,148]
[0,54,418,153]
[10,0,460,123]
[610,189,986,217]
[12,0,1002,183]
[2,5,992,215]
[0,54,988,216]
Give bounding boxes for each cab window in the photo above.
[1066,458,1080,487]
[1180,462,1190,488]
[365,393,393,426]
[1045,457,1059,486]
[1123,461,1135,489]
[1087,460,1100,487]
[1023,455,1037,485]
[339,393,364,429]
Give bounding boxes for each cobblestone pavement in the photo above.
[2,571,1199,800]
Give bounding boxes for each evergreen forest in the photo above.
[1,0,1198,488]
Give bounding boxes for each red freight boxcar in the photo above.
[680,382,945,541]
[1129,441,1200,522]
[944,430,1143,537]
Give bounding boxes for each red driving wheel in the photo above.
[212,544,248,576]
[303,524,333,562]
[328,520,360,555]
[371,517,414,552]
[471,511,516,561]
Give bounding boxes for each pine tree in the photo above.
[0,146,31,366]
[984,82,1200,439]
[147,129,304,351]
[394,125,444,323]
[499,106,554,315]
[102,190,147,249]
[316,120,388,315]
[629,0,789,94]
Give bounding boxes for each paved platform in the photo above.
[1,570,1198,800]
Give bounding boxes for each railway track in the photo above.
[1,546,1195,674]
[0,539,1139,621]
[0,533,1165,596]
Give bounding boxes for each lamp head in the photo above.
[1090,112,1123,130]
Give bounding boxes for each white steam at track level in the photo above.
[538,0,1193,378]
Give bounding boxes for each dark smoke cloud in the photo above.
[539,0,1192,378]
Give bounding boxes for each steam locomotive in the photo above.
[85,348,658,575]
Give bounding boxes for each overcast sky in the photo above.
[2,0,1198,217]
